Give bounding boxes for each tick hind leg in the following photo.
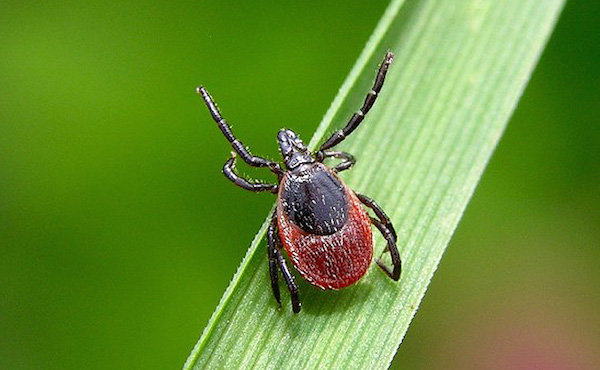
[356,193,401,281]
[268,212,301,313]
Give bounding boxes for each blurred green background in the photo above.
[1,1,598,369]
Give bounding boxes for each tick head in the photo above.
[278,129,306,155]
[278,129,313,170]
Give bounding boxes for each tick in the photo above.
[197,52,400,313]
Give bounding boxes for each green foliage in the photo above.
[185,0,565,367]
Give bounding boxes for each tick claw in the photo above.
[292,302,301,314]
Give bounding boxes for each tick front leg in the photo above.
[317,52,394,153]
[356,193,401,281]
[223,154,278,193]
[267,211,301,313]
[197,86,283,175]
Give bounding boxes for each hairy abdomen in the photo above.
[277,172,373,290]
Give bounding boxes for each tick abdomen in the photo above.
[277,163,373,290]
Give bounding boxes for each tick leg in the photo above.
[356,193,397,240]
[267,211,301,313]
[371,218,401,281]
[276,249,301,313]
[317,52,394,153]
[223,154,278,193]
[356,193,401,281]
[317,150,356,173]
[267,212,281,306]
[197,86,283,175]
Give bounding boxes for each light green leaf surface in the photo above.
[185,0,564,368]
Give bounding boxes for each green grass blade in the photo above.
[185,0,564,368]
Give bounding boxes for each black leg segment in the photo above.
[267,211,301,313]
[317,150,356,173]
[317,52,394,153]
[267,213,281,306]
[371,218,401,281]
[277,250,301,313]
[197,86,283,175]
[223,154,278,193]
[356,193,401,281]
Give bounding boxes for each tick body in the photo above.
[198,52,400,313]
[278,162,373,290]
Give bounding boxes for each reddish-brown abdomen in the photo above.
[277,176,373,290]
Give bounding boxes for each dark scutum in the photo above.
[281,164,348,235]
